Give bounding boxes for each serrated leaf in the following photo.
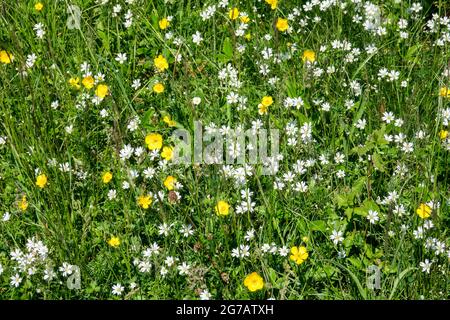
[372,153,386,172]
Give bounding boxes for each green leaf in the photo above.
[309,220,327,232]
[372,153,386,172]
[334,193,352,208]
[222,37,233,59]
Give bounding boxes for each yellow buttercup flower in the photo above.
[261,96,273,107]
[302,50,316,63]
[95,84,109,99]
[244,272,264,292]
[163,115,176,127]
[439,86,450,98]
[229,7,239,20]
[416,203,432,219]
[265,0,278,10]
[161,146,173,161]
[36,174,48,188]
[35,2,44,11]
[258,104,268,115]
[290,245,308,265]
[82,75,95,89]
[153,82,165,93]
[108,236,120,248]
[145,133,163,150]
[164,176,177,191]
[276,18,289,32]
[102,172,113,184]
[0,50,13,64]
[138,194,152,209]
[159,17,170,30]
[244,33,251,41]
[439,130,448,140]
[154,54,169,72]
[240,15,250,24]
[215,200,230,216]
[19,195,28,212]
[68,77,80,89]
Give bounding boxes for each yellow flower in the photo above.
[265,0,278,10]
[102,172,113,184]
[244,272,264,292]
[36,174,48,189]
[108,236,120,248]
[161,146,173,161]
[154,54,169,72]
[145,133,163,150]
[153,82,165,93]
[138,194,153,209]
[439,130,448,140]
[439,86,450,98]
[244,33,251,40]
[290,245,308,265]
[261,96,273,107]
[19,195,28,212]
[163,115,176,127]
[215,200,230,216]
[35,2,43,11]
[302,50,316,63]
[276,18,289,32]
[258,103,268,115]
[164,175,177,191]
[68,77,80,89]
[159,17,170,30]
[240,15,250,23]
[229,7,239,20]
[416,203,432,219]
[95,84,109,99]
[0,50,13,64]
[82,75,95,89]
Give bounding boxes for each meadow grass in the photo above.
[0,0,449,299]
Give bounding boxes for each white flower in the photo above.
[65,125,74,134]
[177,262,191,275]
[192,31,203,45]
[115,53,127,64]
[138,260,152,273]
[120,144,134,160]
[419,259,432,273]
[401,142,414,153]
[355,118,366,130]
[2,212,11,222]
[179,224,194,237]
[158,223,172,237]
[382,111,395,124]
[278,246,289,257]
[10,274,22,287]
[160,266,168,277]
[192,97,201,105]
[59,262,74,277]
[43,268,56,281]
[330,230,344,245]
[367,210,379,224]
[108,189,117,200]
[112,283,124,295]
[200,289,212,300]
[336,170,346,178]
[334,152,345,164]
[132,79,141,90]
[244,229,255,241]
